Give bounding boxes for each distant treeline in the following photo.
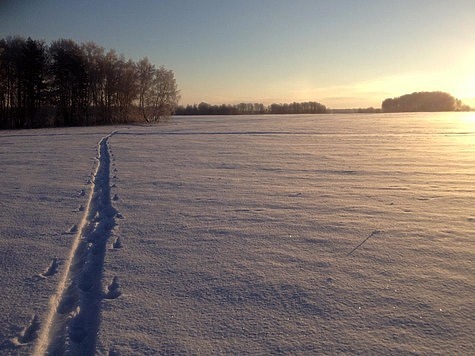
[0,36,179,129]
[175,101,327,115]
[328,107,381,114]
[382,91,470,113]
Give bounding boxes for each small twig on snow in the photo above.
[347,230,381,256]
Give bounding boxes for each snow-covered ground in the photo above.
[0,113,474,354]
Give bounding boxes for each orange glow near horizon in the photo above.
[456,74,475,106]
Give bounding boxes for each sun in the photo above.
[455,73,475,106]
[450,49,475,108]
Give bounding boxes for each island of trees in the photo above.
[0,36,179,129]
[381,91,470,112]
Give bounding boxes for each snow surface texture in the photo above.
[0,113,474,354]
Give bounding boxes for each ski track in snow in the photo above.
[34,131,121,355]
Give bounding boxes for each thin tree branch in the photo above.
[347,230,381,256]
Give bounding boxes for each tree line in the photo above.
[382,91,470,112]
[175,101,327,115]
[0,36,179,129]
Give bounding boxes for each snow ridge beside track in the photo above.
[34,131,119,355]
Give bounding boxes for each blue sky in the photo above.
[1,0,474,107]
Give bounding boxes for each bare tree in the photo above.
[136,57,156,122]
[149,66,180,121]
[82,41,105,125]
[116,59,138,123]
[137,59,179,122]
[49,39,89,126]
[0,37,49,129]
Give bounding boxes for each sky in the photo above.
[1,0,474,108]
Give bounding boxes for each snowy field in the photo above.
[0,113,474,355]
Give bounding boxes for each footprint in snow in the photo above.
[41,258,59,277]
[57,286,79,315]
[67,224,78,234]
[112,236,123,249]
[12,314,40,345]
[105,276,121,299]
[69,320,87,343]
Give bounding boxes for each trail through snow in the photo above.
[34,131,119,355]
